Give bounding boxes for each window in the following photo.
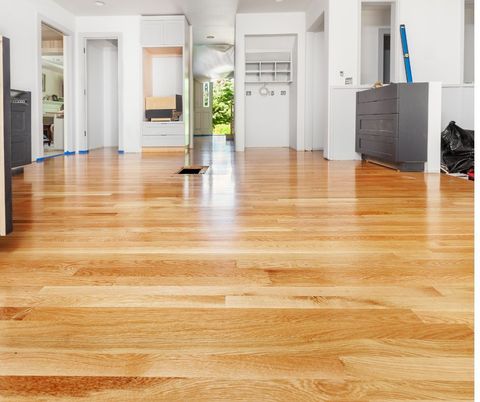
[203,82,210,108]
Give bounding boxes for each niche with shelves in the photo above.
[245,51,293,83]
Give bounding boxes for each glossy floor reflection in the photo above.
[0,137,474,401]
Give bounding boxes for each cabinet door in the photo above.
[11,99,32,168]
[0,36,12,236]
[141,20,185,47]
[356,114,398,162]
[141,21,166,47]
[163,21,185,46]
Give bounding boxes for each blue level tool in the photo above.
[400,24,413,83]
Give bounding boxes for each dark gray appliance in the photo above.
[355,83,429,172]
[10,89,31,168]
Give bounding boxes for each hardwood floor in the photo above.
[0,137,474,401]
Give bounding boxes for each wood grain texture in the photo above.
[0,137,473,400]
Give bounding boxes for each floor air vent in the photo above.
[177,166,208,175]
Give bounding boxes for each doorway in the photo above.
[360,2,394,85]
[194,78,234,140]
[41,23,65,157]
[379,29,391,84]
[213,79,234,139]
[192,44,234,155]
[84,38,120,152]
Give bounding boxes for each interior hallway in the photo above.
[0,137,474,400]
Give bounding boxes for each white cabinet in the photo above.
[142,122,185,147]
[141,15,190,149]
[141,17,186,47]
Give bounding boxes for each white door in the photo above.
[86,39,119,150]
[194,80,212,135]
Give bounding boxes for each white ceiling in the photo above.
[52,0,313,44]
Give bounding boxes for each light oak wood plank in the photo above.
[0,140,472,399]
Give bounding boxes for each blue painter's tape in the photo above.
[36,153,64,162]
[79,150,89,155]
[64,151,76,156]
[118,150,125,154]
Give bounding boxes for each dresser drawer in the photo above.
[142,122,184,137]
[357,98,399,115]
[358,84,398,103]
[357,114,399,138]
[357,133,396,162]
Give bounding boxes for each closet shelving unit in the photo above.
[140,15,190,149]
[245,51,293,84]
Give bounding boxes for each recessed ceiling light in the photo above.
[275,0,284,2]
[206,35,215,39]
[94,0,105,6]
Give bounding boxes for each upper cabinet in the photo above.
[141,16,187,47]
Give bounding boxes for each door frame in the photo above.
[80,33,123,153]
[378,28,391,84]
[37,16,74,160]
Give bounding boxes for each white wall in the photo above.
[464,2,474,83]
[329,0,361,86]
[0,0,76,160]
[395,0,464,84]
[306,29,328,151]
[306,1,329,153]
[77,16,141,153]
[244,34,294,148]
[442,85,474,130]
[152,56,183,97]
[235,12,306,152]
[312,32,328,150]
[289,37,299,149]
[86,39,118,150]
[245,84,290,147]
[329,86,363,160]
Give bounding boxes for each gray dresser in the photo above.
[356,83,429,172]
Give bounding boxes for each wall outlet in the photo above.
[246,91,252,96]
[345,77,353,85]
[340,71,345,77]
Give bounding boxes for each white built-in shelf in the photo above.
[245,51,293,84]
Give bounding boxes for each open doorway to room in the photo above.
[192,45,234,154]
[84,38,120,152]
[360,2,395,85]
[212,78,234,139]
[41,23,65,157]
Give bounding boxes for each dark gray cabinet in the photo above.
[356,83,429,172]
[11,90,31,168]
[1,36,12,235]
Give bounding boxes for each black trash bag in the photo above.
[441,121,474,174]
